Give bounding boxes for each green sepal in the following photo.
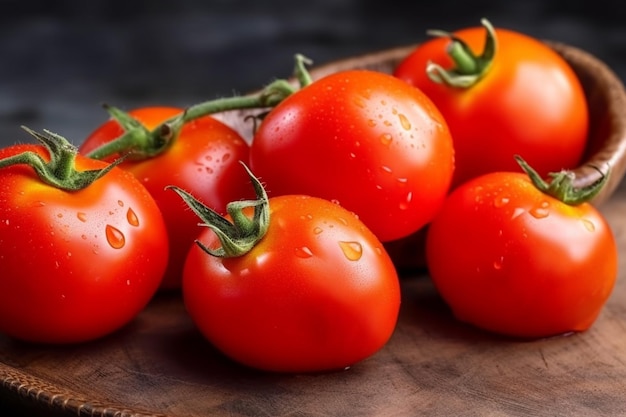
[426,18,497,88]
[515,155,609,206]
[166,163,270,258]
[0,126,121,191]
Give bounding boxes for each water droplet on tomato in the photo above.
[529,201,550,219]
[295,246,313,258]
[117,200,124,207]
[582,219,595,232]
[127,208,139,227]
[105,225,125,249]
[399,192,413,210]
[77,212,87,222]
[222,153,231,163]
[493,257,503,270]
[380,165,392,174]
[380,133,392,146]
[398,113,411,130]
[493,196,510,208]
[353,97,365,108]
[339,241,362,261]
[313,227,323,235]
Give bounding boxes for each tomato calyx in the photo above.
[166,163,269,257]
[426,18,496,88]
[515,155,609,205]
[86,54,314,162]
[0,126,120,191]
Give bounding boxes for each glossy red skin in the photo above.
[80,107,254,290]
[425,172,617,339]
[183,194,401,372]
[394,26,588,189]
[0,144,168,344]
[249,70,454,242]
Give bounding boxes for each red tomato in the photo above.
[0,143,168,344]
[79,107,254,290]
[249,69,454,242]
[425,170,617,339]
[394,20,588,189]
[183,194,401,372]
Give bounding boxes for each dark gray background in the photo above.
[0,0,624,148]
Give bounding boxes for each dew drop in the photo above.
[529,205,550,219]
[117,200,124,207]
[339,241,363,261]
[399,192,413,210]
[295,246,314,258]
[105,225,125,249]
[582,219,595,232]
[398,113,411,130]
[493,257,503,270]
[77,212,87,222]
[379,133,393,146]
[222,153,231,163]
[380,165,392,174]
[493,197,510,208]
[313,227,323,235]
[127,208,139,227]
[56,213,63,218]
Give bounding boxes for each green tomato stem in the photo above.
[166,162,270,258]
[426,18,497,88]
[0,127,119,191]
[86,54,314,162]
[515,155,609,206]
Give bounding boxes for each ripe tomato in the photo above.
[249,69,454,242]
[79,107,254,290]
[178,185,401,372]
[425,168,617,339]
[394,20,588,189]
[0,138,168,344]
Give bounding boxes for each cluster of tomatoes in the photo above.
[0,19,618,373]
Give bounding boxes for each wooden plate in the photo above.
[2,42,626,416]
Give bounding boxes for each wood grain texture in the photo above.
[2,43,626,417]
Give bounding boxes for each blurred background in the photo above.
[0,0,624,146]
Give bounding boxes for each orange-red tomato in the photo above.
[425,171,617,339]
[394,21,588,189]
[0,144,168,344]
[249,70,454,242]
[80,107,254,290]
[183,194,401,372]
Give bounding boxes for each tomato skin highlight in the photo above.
[0,144,168,344]
[249,70,454,242]
[425,172,617,339]
[80,107,254,290]
[394,25,588,189]
[183,194,401,373]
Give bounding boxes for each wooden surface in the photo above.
[0,180,625,416]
